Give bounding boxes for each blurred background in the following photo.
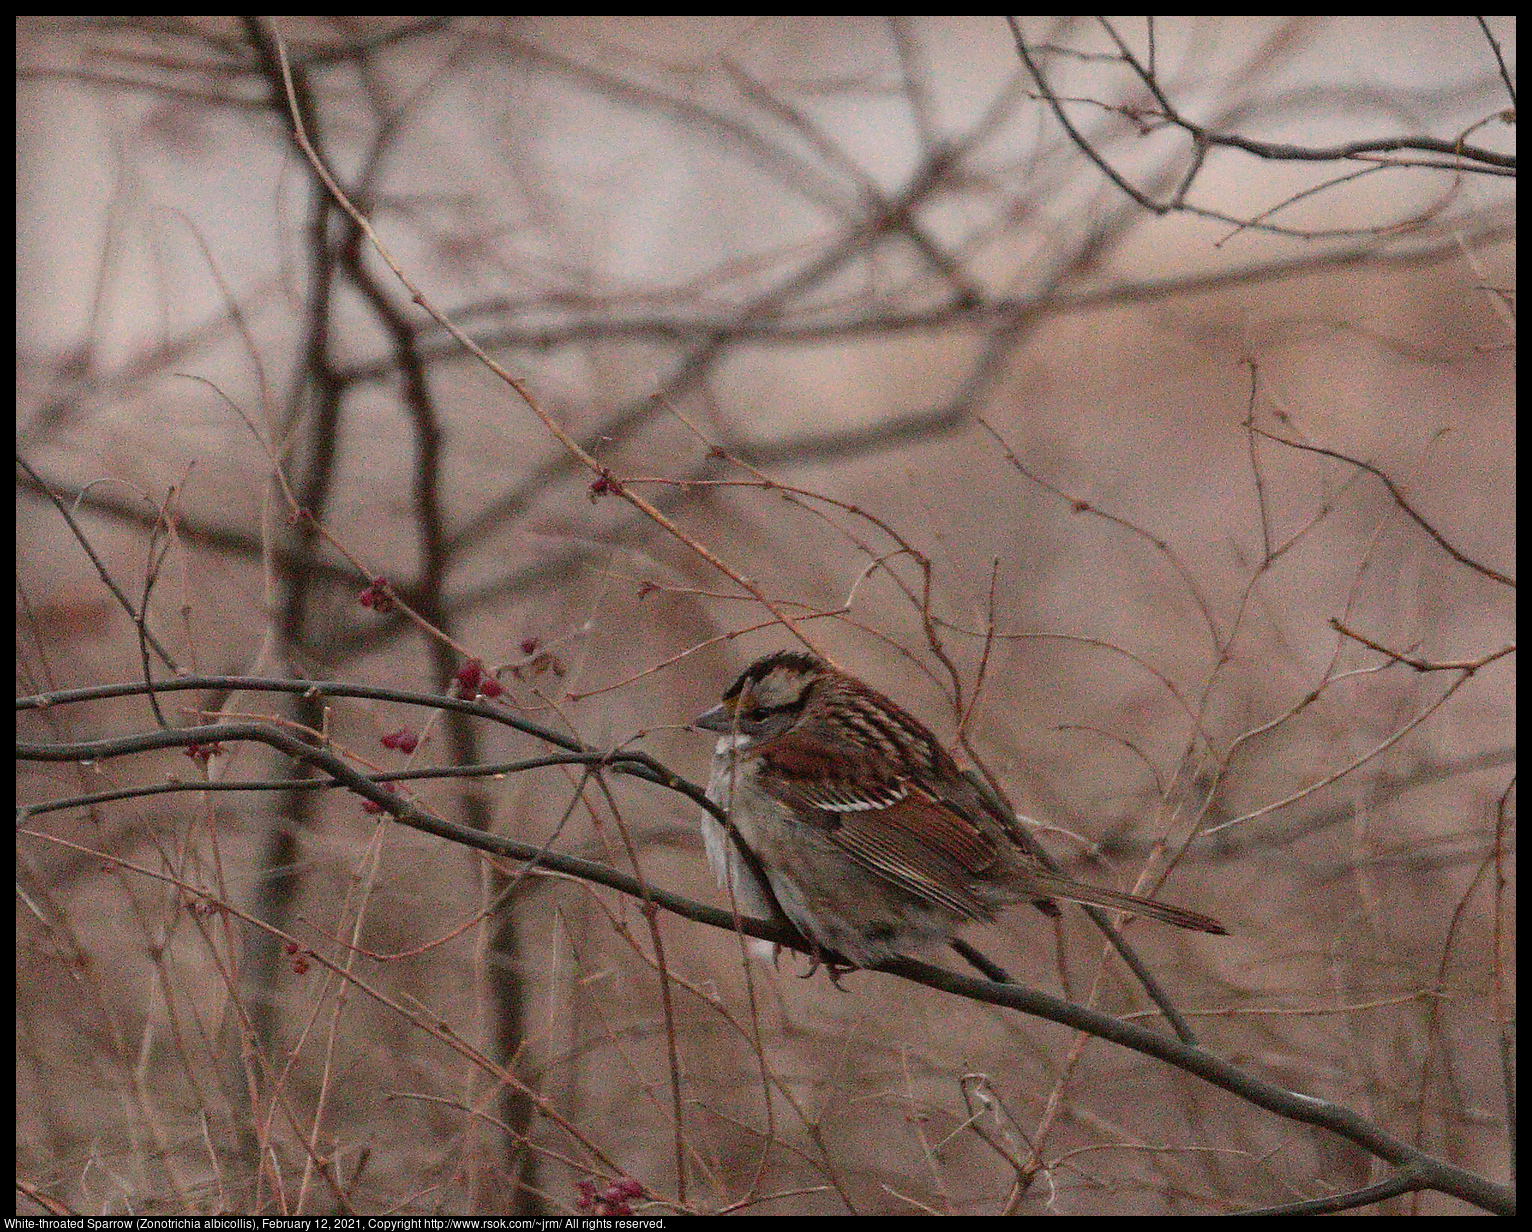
[17,16,1514,1216]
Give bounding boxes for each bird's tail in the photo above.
[1026,870,1226,935]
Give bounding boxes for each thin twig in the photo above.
[1250,427,1514,588]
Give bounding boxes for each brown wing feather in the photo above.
[826,813,989,919]
[756,730,1000,886]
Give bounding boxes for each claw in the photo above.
[794,934,855,987]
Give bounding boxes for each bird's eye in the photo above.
[741,697,801,728]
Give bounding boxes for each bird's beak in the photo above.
[692,700,737,733]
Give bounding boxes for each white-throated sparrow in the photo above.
[694,650,1225,968]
